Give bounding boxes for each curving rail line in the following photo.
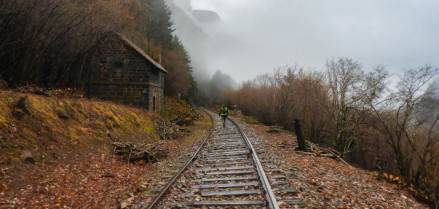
[228,115,279,209]
[146,109,279,209]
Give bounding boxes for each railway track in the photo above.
[141,109,303,208]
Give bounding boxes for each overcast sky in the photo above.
[173,0,439,83]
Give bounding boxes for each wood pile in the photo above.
[111,141,166,163]
[154,120,181,140]
[154,108,200,140]
[171,108,200,126]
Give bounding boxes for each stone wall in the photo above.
[87,35,165,112]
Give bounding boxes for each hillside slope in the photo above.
[0,90,210,208]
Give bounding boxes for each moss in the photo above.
[108,115,116,122]
[117,123,129,131]
[93,120,105,129]
[91,106,104,116]
[108,115,120,128]
[66,130,79,141]
[5,96,13,103]
[106,123,113,130]
[65,102,84,121]
[0,100,6,109]
[56,107,69,119]
[0,115,7,128]
[25,96,40,114]
[74,110,87,123]
[77,107,86,116]
[0,92,190,169]
[45,112,58,122]
[138,119,154,134]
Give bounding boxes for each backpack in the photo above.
[220,107,228,116]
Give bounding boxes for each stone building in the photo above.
[87,34,166,112]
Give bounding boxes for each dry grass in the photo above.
[0,90,211,208]
[0,90,161,164]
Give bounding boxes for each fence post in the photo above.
[294,119,308,152]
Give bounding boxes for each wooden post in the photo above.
[294,119,308,152]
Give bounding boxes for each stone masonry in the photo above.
[87,34,167,112]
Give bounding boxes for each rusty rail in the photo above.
[229,117,280,209]
[147,108,279,209]
[146,108,214,209]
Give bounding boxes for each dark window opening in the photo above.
[114,61,123,68]
[153,96,156,112]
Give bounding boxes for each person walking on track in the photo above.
[219,104,228,127]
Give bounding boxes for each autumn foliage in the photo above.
[228,59,439,207]
[0,0,140,85]
[0,0,195,97]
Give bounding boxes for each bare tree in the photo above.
[272,66,297,128]
[325,58,387,156]
[367,66,439,178]
[326,58,363,155]
[0,0,142,86]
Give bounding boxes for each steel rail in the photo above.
[228,117,280,209]
[146,108,214,209]
[207,108,280,209]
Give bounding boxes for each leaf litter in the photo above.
[236,118,429,209]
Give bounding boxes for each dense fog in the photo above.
[166,0,439,85]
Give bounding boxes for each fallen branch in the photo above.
[317,147,352,167]
[333,153,352,167]
[154,120,180,140]
[127,149,132,164]
[301,141,352,167]
[111,141,167,163]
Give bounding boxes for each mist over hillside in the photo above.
[165,0,243,84]
[419,78,439,124]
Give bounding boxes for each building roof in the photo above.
[116,34,167,73]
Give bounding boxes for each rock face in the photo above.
[192,10,220,23]
[165,0,214,38]
[165,0,243,81]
